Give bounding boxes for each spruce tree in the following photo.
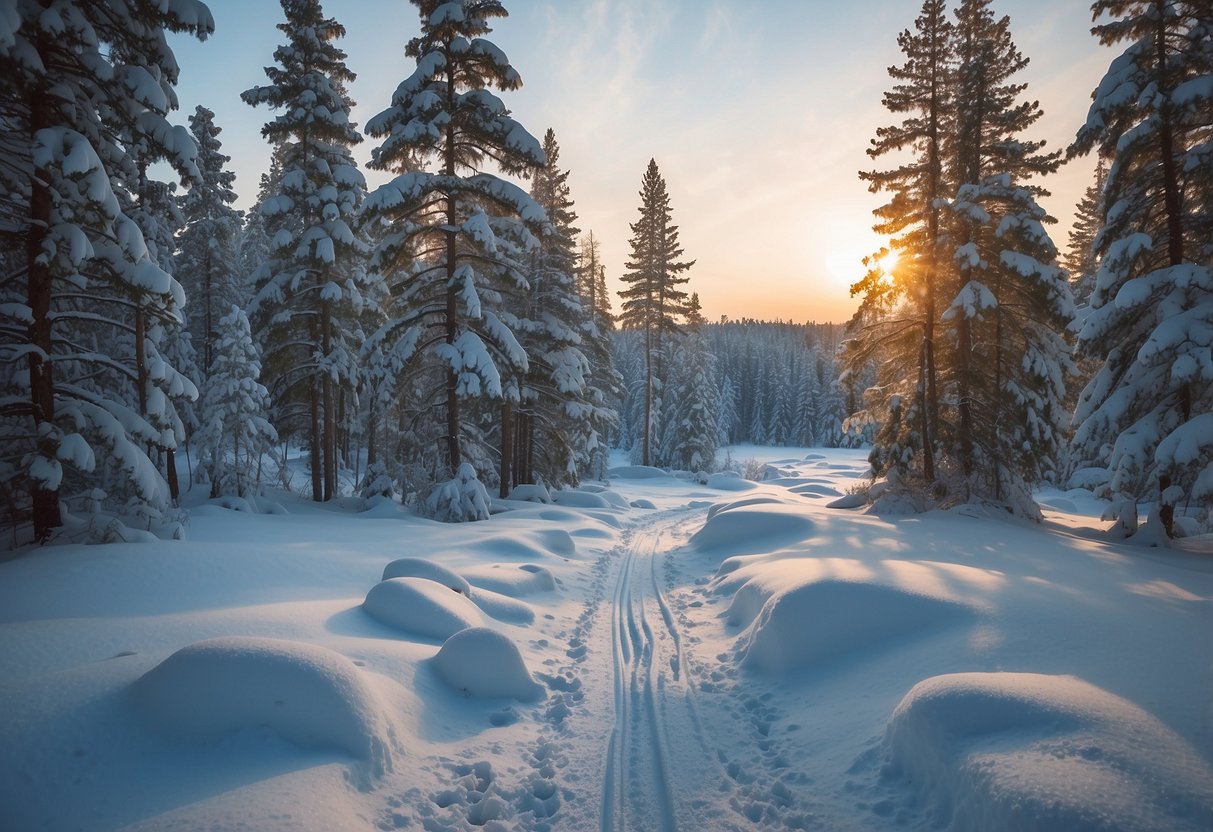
[0,0,213,542]
[577,231,623,480]
[617,159,694,466]
[1069,0,1213,537]
[198,306,277,499]
[243,0,370,503]
[177,105,244,375]
[849,0,953,486]
[665,293,719,471]
[1063,159,1107,310]
[360,0,546,513]
[504,128,592,493]
[942,0,1073,511]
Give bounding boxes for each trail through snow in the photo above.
[592,509,809,831]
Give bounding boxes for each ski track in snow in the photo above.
[594,509,810,831]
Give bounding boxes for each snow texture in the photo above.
[431,627,545,701]
[362,577,485,640]
[131,637,395,778]
[884,672,1213,831]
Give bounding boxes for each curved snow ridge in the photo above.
[462,562,557,598]
[884,672,1213,832]
[382,557,472,595]
[737,578,978,674]
[607,464,673,479]
[431,627,545,702]
[363,577,485,640]
[691,502,816,557]
[130,637,397,778]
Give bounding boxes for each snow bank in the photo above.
[507,483,551,503]
[884,673,1213,832]
[131,637,395,777]
[463,563,556,597]
[706,471,757,491]
[469,586,535,625]
[363,577,484,640]
[432,628,545,701]
[738,579,975,674]
[381,557,472,595]
[691,503,815,557]
[607,465,670,479]
[550,489,611,509]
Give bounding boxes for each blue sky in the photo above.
[170,0,1112,323]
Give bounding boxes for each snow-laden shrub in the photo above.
[359,461,395,503]
[426,463,491,522]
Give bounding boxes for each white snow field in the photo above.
[1,446,1210,831]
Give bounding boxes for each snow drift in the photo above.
[884,672,1213,832]
[131,637,396,778]
[691,503,816,557]
[432,627,545,701]
[363,577,485,640]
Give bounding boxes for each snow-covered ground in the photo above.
[1,446,1210,831]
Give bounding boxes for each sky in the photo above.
[169,0,1114,325]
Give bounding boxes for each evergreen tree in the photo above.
[198,306,277,499]
[0,0,212,542]
[575,231,623,480]
[1063,159,1107,310]
[360,0,545,513]
[177,105,244,375]
[243,0,370,503]
[849,0,953,486]
[941,0,1073,511]
[617,159,694,466]
[665,294,718,471]
[1069,0,1213,537]
[503,128,592,493]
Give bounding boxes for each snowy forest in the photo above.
[1,0,1209,545]
[1,2,1212,829]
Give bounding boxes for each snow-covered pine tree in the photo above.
[617,159,694,466]
[941,0,1073,512]
[198,306,277,499]
[0,0,213,543]
[503,128,592,493]
[177,106,244,375]
[1069,0,1213,538]
[1063,159,1107,310]
[576,231,623,480]
[243,0,370,503]
[664,293,718,472]
[848,0,954,486]
[359,0,546,516]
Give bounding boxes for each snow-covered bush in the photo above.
[426,463,491,522]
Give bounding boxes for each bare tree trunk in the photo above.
[310,375,322,502]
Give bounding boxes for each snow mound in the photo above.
[706,471,757,491]
[533,527,576,556]
[706,495,784,519]
[363,577,484,640]
[631,498,657,509]
[432,628,545,701]
[381,557,472,595]
[598,490,630,508]
[463,563,557,597]
[131,637,394,777]
[550,489,611,509]
[1069,466,1110,491]
[691,503,815,556]
[607,465,670,479]
[790,483,842,497]
[469,586,535,625]
[738,579,975,674]
[827,493,868,509]
[884,673,1213,832]
[507,483,551,503]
